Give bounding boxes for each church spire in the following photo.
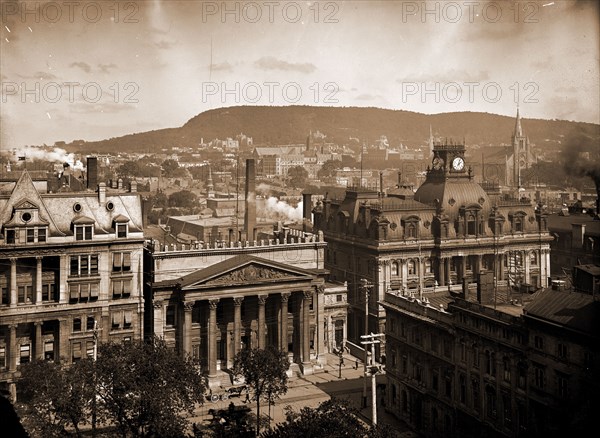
[514,107,523,138]
[428,124,434,157]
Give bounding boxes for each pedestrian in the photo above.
[244,386,250,403]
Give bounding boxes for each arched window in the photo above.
[529,251,537,266]
[424,258,432,274]
[391,262,399,276]
[406,223,416,238]
[408,260,416,275]
[467,214,476,235]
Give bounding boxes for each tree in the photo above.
[287,166,308,189]
[317,159,343,180]
[18,359,94,437]
[168,190,198,209]
[160,159,180,177]
[93,337,205,438]
[232,347,289,436]
[262,398,395,438]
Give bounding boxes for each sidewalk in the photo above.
[189,352,418,436]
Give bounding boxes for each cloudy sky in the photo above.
[1,0,598,148]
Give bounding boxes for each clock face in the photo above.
[452,157,465,171]
[432,157,444,170]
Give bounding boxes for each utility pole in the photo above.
[361,332,384,426]
[92,321,98,437]
[359,278,373,408]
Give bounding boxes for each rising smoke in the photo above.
[13,146,85,170]
[263,197,303,222]
[561,131,600,186]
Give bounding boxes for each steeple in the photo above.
[429,125,434,156]
[207,166,215,198]
[513,107,523,139]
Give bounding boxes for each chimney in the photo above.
[397,171,402,186]
[244,159,256,241]
[572,223,586,249]
[118,178,123,190]
[98,182,106,204]
[302,193,312,231]
[130,180,137,193]
[87,156,98,189]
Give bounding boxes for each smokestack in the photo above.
[87,156,98,189]
[244,159,256,241]
[302,193,312,231]
[98,182,106,204]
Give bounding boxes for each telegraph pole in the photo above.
[361,332,384,426]
[359,278,373,408]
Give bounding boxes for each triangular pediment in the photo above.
[15,200,39,210]
[178,255,314,290]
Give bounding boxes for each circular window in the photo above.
[390,222,397,230]
[21,212,32,222]
[73,203,82,213]
[106,201,115,211]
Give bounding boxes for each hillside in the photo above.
[73,106,599,154]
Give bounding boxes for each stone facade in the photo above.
[143,228,330,386]
[0,171,145,400]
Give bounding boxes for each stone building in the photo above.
[312,140,552,359]
[382,264,599,437]
[143,160,331,387]
[0,166,145,400]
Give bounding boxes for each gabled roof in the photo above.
[157,254,316,290]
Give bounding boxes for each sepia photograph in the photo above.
[1,1,599,437]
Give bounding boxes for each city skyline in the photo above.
[1,0,599,149]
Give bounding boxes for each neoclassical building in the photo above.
[312,141,552,357]
[0,167,145,400]
[143,228,328,387]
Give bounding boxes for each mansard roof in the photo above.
[0,170,144,236]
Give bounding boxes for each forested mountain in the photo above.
[69,106,599,154]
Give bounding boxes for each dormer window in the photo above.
[509,211,526,233]
[402,216,420,239]
[112,214,130,239]
[116,224,127,238]
[75,225,93,241]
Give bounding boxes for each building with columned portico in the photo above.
[143,159,331,387]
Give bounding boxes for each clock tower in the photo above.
[429,140,468,178]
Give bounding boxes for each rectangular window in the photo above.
[473,347,480,369]
[72,342,82,361]
[86,341,95,359]
[6,229,16,244]
[557,374,569,399]
[112,279,132,298]
[86,316,95,331]
[1,288,8,305]
[165,306,175,327]
[117,224,127,238]
[70,255,99,276]
[534,335,544,351]
[112,312,121,329]
[443,339,452,358]
[18,286,25,303]
[460,342,467,363]
[19,344,31,365]
[534,364,545,389]
[402,355,408,374]
[27,228,35,243]
[75,225,93,241]
[73,318,82,332]
[38,227,46,242]
[44,341,54,361]
[124,311,133,328]
[558,343,568,360]
[432,370,439,391]
[0,346,6,368]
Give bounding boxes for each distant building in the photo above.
[505,109,536,189]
